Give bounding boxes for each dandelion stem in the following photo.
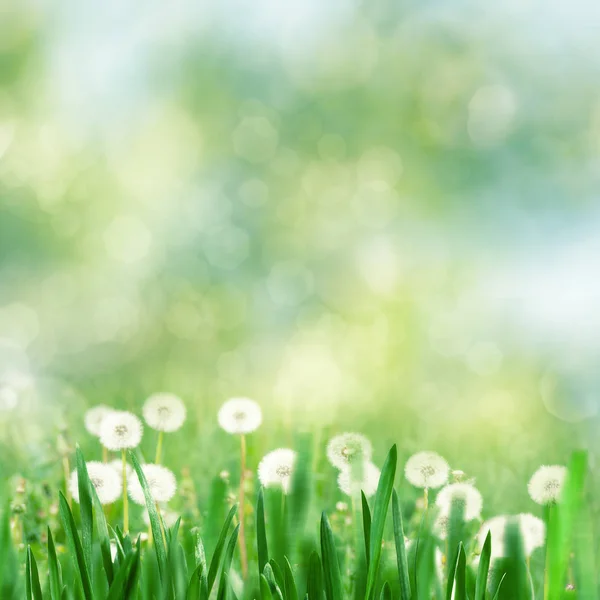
[155,502,167,547]
[122,450,129,534]
[155,430,164,465]
[102,445,108,463]
[423,487,429,510]
[62,455,72,507]
[238,434,248,579]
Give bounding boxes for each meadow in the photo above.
[2,0,600,598]
[0,391,595,599]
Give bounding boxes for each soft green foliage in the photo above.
[7,444,595,599]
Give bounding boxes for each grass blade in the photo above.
[257,487,269,576]
[365,444,397,600]
[26,547,43,600]
[391,490,411,600]
[130,451,168,581]
[75,446,94,585]
[58,491,93,600]
[361,492,371,568]
[208,503,238,593]
[379,582,392,600]
[47,527,64,600]
[283,556,299,600]
[452,543,467,600]
[474,531,491,600]
[320,512,343,600]
[216,523,240,600]
[306,551,324,600]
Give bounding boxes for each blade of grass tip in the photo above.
[491,574,507,600]
[269,559,286,591]
[474,531,491,600]
[75,446,94,584]
[58,491,93,600]
[260,574,274,600]
[207,503,238,594]
[391,490,411,600]
[446,497,466,600]
[320,512,343,600]
[216,523,240,600]
[26,547,43,600]
[257,487,269,575]
[187,562,209,600]
[289,434,312,542]
[306,551,324,600]
[264,563,285,600]
[361,491,372,567]
[366,444,397,600]
[130,451,168,581]
[379,582,392,600]
[451,543,467,600]
[47,527,64,600]
[283,557,299,600]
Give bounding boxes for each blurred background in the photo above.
[1,0,600,519]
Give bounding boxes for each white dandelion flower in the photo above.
[69,462,122,505]
[404,451,450,489]
[84,405,114,437]
[326,433,373,470]
[142,392,186,432]
[435,482,483,521]
[142,506,180,528]
[218,397,262,434]
[518,513,546,556]
[257,448,297,494]
[108,459,134,481]
[128,464,177,505]
[337,461,380,498]
[527,465,567,505]
[433,513,450,540]
[99,411,143,451]
[477,513,546,559]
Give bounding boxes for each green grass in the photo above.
[4,441,594,599]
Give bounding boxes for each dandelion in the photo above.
[99,411,143,451]
[527,465,567,505]
[258,448,297,494]
[143,392,186,464]
[99,411,143,533]
[217,397,262,434]
[337,461,380,498]
[477,513,546,559]
[69,462,122,505]
[217,397,261,579]
[128,464,177,505]
[84,405,114,437]
[435,482,483,521]
[433,513,450,540]
[405,451,450,490]
[326,432,372,470]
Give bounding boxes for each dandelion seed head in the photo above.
[435,482,483,521]
[527,465,567,505]
[433,513,450,539]
[84,405,114,437]
[404,451,449,489]
[257,448,296,493]
[477,513,546,558]
[69,461,122,505]
[143,392,186,432]
[326,432,372,470]
[337,461,380,498]
[218,397,262,434]
[99,411,143,450]
[128,464,177,505]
